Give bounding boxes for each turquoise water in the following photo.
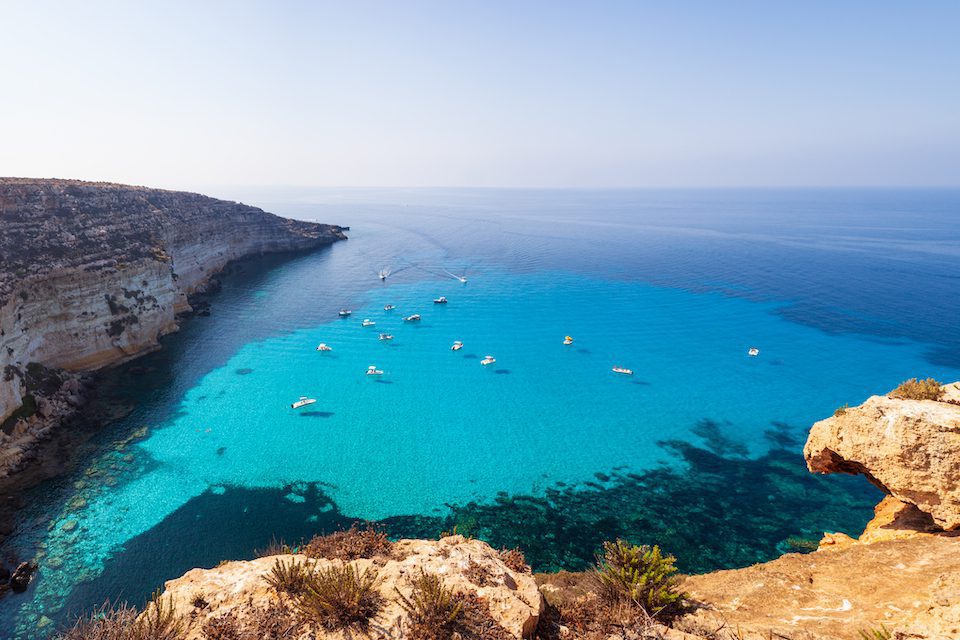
[2,188,959,636]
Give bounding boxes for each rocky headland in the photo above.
[0,178,346,481]
[36,381,960,639]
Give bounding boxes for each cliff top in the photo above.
[0,178,344,305]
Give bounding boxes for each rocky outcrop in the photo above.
[804,382,960,530]
[0,178,345,476]
[154,536,543,639]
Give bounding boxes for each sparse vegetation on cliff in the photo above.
[396,570,465,639]
[302,523,394,561]
[294,564,384,632]
[889,377,944,401]
[57,592,182,640]
[594,539,684,615]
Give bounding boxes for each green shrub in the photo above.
[396,570,464,640]
[295,563,383,632]
[594,539,685,615]
[264,557,311,597]
[859,624,892,640]
[889,378,943,401]
[834,403,849,417]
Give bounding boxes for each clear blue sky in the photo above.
[2,1,958,189]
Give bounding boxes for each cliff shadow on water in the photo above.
[0,247,346,544]
[53,424,879,624]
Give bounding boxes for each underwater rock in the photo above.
[60,519,77,532]
[9,561,36,592]
[805,382,960,530]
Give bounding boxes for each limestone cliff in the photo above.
[0,178,345,475]
[804,382,960,530]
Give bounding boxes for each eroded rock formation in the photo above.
[0,178,345,477]
[804,382,960,530]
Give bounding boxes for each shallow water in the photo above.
[2,188,959,636]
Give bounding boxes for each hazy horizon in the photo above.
[2,1,958,190]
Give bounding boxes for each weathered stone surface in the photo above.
[0,178,346,477]
[804,384,960,530]
[155,536,542,639]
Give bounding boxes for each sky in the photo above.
[1,1,958,189]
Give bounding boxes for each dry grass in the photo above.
[263,557,311,597]
[57,592,183,640]
[199,602,300,640]
[499,547,531,574]
[463,558,496,586]
[889,377,944,401]
[302,523,394,561]
[295,563,384,632]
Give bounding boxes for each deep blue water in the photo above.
[2,188,959,637]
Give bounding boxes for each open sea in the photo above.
[3,188,960,637]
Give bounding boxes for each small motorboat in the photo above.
[384,304,396,311]
[316,343,332,352]
[457,277,467,284]
[378,268,390,281]
[434,296,448,304]
[481,355,496,366]
[612,366,633,375]
[748,347,760,357]
[366,365,384,375]
[451,341,463,351]
[291,396,317,409]
[404,314,421,322]
[362,319,376,327]
[563,335,574,345]
[338,309,352,317]
[379,333,394,341]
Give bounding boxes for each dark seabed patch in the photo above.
[235,368,254,375]
[462,353,479,359]
[299,411,336,418]
[493,369,511,375]
[48,430,879,629]
[216,447,227,456]
[374,379,394,384]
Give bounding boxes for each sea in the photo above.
[2,187,959,637]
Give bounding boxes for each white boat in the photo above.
[362,319,376,327]
[434,296,448,304]
[378,268,390,281]
[291,396,317,409]
[316,343,332,351]
[451,341,463,351]
[384,304,396,311]
[366,365,384,375]
[612,366,633,375]
[457,277,467,283]
[338,309,352,317]
[379,333,394,341]
[748,347,760,357]
[404,314,421,322]
[563,335,574,345]
[481,355,496,366]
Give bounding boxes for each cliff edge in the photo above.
[0,178,346,476]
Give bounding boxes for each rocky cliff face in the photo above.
[804,382,960,530]
[0,178,345,475]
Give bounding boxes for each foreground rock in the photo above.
[0,178,346,478]
[804,382,960,530]
[675,500,960,640]
[155,536,542,639]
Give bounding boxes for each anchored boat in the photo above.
[612,366,633,375]
[384,304,396,311]
[404,314,421,322]
[379,333,394,341]
[366,365,384,375]
[481,355,496,366]
[563,335,574,345]
[316,343,332,351]
[748,347,760,357]
[362,319,376,327]
[434,296,448,304]
[291,396,317,409]
[451,340,463,351]
[338,309,352,317]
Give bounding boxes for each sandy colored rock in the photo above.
[677,534,960,640]
[804,385,960,530]
[154,536,542,639]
